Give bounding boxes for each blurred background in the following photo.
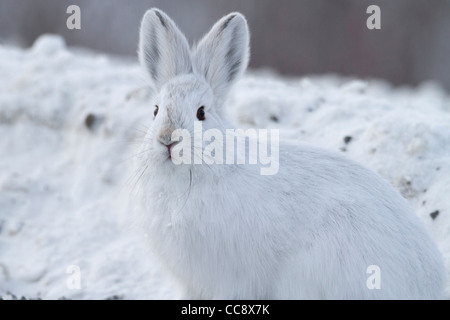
[1,0,450,90]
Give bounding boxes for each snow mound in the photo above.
[0,35,449,299]
[31,34,67,55]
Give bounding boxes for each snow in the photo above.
[1,34,449,299]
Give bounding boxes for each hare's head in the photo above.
[138,9,249,167]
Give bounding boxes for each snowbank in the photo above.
[0,35,449,299]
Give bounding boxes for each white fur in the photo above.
[136,8,445,299]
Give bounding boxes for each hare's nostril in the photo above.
[157,127,176,146]
[157,134,172,147]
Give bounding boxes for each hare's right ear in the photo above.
[138,9,192,90]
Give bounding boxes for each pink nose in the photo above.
[167,142,177,155]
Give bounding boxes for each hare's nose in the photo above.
[159,140,178,156]
[157,130,178,155]
[166,142,178,154]
[157,127,175,146]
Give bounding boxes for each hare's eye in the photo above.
[197,106,205,121]
[154,105,159,117]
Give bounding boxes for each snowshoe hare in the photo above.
[136,8,445,299]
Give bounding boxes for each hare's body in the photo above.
[141,142,444,299]
[136,9,445,299]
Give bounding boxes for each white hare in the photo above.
[136,8,445,299]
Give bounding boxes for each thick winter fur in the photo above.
[137,8,445,299]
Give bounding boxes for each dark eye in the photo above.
[197,106,205,121]
[154,105,159,117]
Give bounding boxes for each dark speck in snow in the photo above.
[430,210,440,220]
[85,113,96,130]
[106,295,124,300]
[343,136,353,144]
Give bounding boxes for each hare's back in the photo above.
[270,142,445,298]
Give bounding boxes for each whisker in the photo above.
[129,163,149,197]
[175,167,194,215]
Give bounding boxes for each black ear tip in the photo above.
[220,12,249,34]
[154,9,167,27]
[221,14,237,31]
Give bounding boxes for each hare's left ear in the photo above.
[139,9,192,90]
[192,13,250,102]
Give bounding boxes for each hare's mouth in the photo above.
[167,141,179,160]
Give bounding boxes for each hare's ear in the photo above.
[192,13,249,101]
[139,9,192,90]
